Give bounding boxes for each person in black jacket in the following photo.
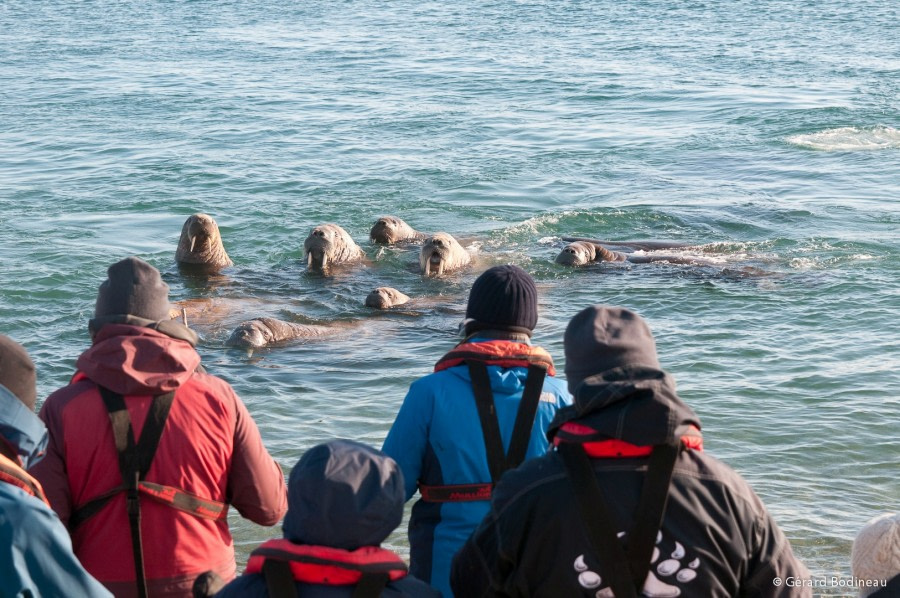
[451,305,811,598]
[210,439,440,598]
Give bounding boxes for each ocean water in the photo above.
[1,0,897,594]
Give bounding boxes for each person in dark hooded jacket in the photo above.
[211,439,440,598]
[30,256,287,598]
[451,305,811,598]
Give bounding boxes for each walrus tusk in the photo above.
[320,253,327,270]
[307,252,313,268]
[181,308,188,326]
[189,236,196,253]
[437,260,444,277]
[424,259,431,276]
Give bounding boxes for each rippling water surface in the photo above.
[1,1,898,592]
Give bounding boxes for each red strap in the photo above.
[138,482,227,520]
[554,422,704,456]
[72,481,227,527]
[418,483,493,502]
[246,540,408,585]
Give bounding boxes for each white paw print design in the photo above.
[572,531,700,597]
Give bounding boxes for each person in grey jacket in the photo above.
[452,305,811,598]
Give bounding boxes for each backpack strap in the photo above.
[262,559,298,598]
[558,441,679,598]
[467,361,547,485]
[98,385,176,598]
[351,572,390,598]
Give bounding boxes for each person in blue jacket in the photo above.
[381,264,572,597]
[0,334,112,598]
[207,439,439,598]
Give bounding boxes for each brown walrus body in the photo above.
[419,232,471,277]
[365,287,411,309]
[175,213,233,271]
[370,216,426,245]
[226,317,336,349]
[556,239,706,267]
[303,224,365,273]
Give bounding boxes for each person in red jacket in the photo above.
[31,256,287,598]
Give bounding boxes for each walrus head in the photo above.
[555,241,598,266]
[420,232,469,277]
[365,287,411,309]
[370,216,421,244]
[303,223,361,273]
[175,213,233,270]
[225,320,273,349]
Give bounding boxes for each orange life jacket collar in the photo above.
[0,452,50,506]
[434,340,556,376]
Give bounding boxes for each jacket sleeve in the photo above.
[225,391,287,526]
[742,500,812,597]
[381,378,434,500]
[1,493,113,598]
[29,393,73,526]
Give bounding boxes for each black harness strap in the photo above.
[351,572,390,598]
[262,559,298,598]
[98,386,176,598]
[467,361,547,485]
[559,441,680,598]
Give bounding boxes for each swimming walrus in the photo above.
[175,213,233,271]
[370,216,427,245]
[225,317,339,349]
[303,223,365,273]
[419,232,471,277]
[556,239,706,267]
[365,287,411,309]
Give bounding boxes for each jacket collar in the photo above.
[0,385,48,469]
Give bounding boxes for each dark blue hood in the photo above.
[282,439,405,551]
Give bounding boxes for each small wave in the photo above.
[786,126,900,151]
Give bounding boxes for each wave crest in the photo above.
[786,126,900,151]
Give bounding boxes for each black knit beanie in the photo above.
[564,305,661,394]
[94,257,171,321]
[0,334,37,411]
[465,265,538,336]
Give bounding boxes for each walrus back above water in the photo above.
[556,239,711,267]
[175,213,233,271]
[226,317,336,349]
[370,216,426,245]
[419,232,471,277]
[304,223,365,273]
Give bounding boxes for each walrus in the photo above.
[419,232,471,277]
[365,287,411,309]
[556,239,707,267]
[303,223,365,273]
[225,317,338,349]
[370,216,427,245]
[175,213,233,271]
